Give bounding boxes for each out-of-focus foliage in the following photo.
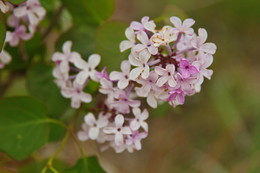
[0,97,50,160]
[64,157,106,173]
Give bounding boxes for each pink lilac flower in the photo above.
[168,89,185,107]
[5,25,32,46]
[103,114,132,146]
[129,53,150,80]
[178,59,199,78]
[84,113,108,140]
[52,41,81,79]
[155,64,177,87]
[125,131,148,151]
[119,27,136,52]
[110,92,140,114]
[135,71,159,97]
[130,108,149,131]
[110,60,131,89]
[170,16,195,35]
[132,31,158,59]
[73,54,101,85]
[130,16,156,33]
[191,28,217,55]
[61,80,92,108]
[14,0,46,26]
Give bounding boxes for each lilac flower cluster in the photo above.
[0,0,45,68]
[52,16,216,153]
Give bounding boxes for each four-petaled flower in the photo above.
[130,108,149,131]
[178,59,199,78]
[110,60,131,89]
[104,114,132,146]
[170,16,195,35]
[84,113,108,140]
[74,54,101,85]
[155,64,177,87]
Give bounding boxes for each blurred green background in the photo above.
[1,0,260,172]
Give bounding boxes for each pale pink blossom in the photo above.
[155,64,177,87]
[84,113,108,140]
[135,71,158,97]
[132,31,158,59]
[110,92,140,114]
[103,114,132,146]
[14,0,46,26]
[110,60,131,89]
[130,108,149,131]
[191,28,217,54]
[130,16,156,33]
[170,16,195,35]
[129,53,150,80]
[120,27,136,52]
[168,89,185,107]
[125,131,148,151]
[73,54,101,84]
[5,25,32,46]
[61,80,92,108]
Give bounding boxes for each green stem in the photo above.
[41,128,70,173]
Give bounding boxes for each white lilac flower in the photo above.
[83,113,108,140]
[132,31,158,59]
[110,92,140,114]
[129,53,150,80]
[0,50,11,69]
[120,27,136,52]
[61,80,92,108]
[130,16,156,33]
[125,131,148,151]
[73,54,101,85]
[52,41,81,80]
[191,28,217,55]
[135,71,159,97]
[170,16,195,35]
[103,114,132,146]
[14,0,46,27]
[110,60,131,89]
[155,64,177,87]
[130,108,149,131]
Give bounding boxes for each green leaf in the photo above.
[27,63,70,118]
[7,0,26,4]
[19,159,68,173]
[64,157,106,173]
[62,0,114,26]
[0,14,6,51]
[0,96,50,160]
[96,21,128,72]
